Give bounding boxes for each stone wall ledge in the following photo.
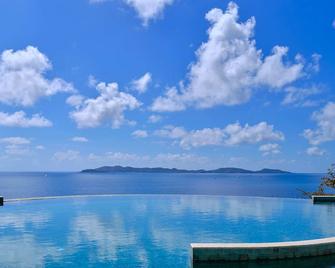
[312,195,335,203]
[191,237,335,263]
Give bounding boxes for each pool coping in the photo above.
[191,237,335,262]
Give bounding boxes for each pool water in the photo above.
[1,195,335,267]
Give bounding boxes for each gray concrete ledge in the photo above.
[191,237,335,263]
[312,195,335,203]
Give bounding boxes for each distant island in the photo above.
[81,166,291,174]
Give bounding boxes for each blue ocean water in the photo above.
[0,172,324,199]
[1,195,335,267]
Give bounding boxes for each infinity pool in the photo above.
[1,195,335,267]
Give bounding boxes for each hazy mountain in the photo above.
[81,166,291,174]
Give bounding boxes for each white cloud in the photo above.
[148,114,162,123]
[255,46,303,88]
[88,151,146,164]
[131,72,152,93]
[0,111,52,127]
[308,53,321,73]
[333,19,335,29]
[0,137,30,145]
[89,0,107,3]
[5,144,29,156]
[53,150,80,161]
[222,122,284,146]
[36,145,45,150]
[179,128,224,149]
[124,0,174,25]
[259,143,280,156]
[72,136,89,143]
[303,102,335,145]
[281,86,321,107]
[154,125,187,139]
[155,122,284,149]
[151,2,311,112]
[306,146,325,156]
[89,0,174,25]
[0,46,74,107]
[153,153,209,168]
[88,151,209,169]
[66,95,84,108]
[0,137,31,156]
[132,130,148,138]
[106,152,144,162]
[69,80,140,128]
[151,87,186,112]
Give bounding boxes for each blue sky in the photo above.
[0,0,334,172]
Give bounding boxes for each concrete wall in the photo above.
[312,195,335,203]
[191,237,335,263]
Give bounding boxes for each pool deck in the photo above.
[191,237,335,263]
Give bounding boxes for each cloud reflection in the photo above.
[0,196,334,267]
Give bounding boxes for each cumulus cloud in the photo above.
[53,150,80,161]
[151,87,186,112]
[255,46,303,88]
[259,143,280,156]
[222,122,284,146]
[0,46,74,107]
[72,136,88,142]
[0,111,52,127]
[152,2,313,112]
[154,125,187,139]
[0,137,31,156]
[66,95,84,108]
[306,146,325,156]
[148,114,162,123]
[124,0,174,25]
[132,130,148,138]
[4,145,29,156]
[155,122,284,149]
[0,137,30,145]
[281,86,321,107]
[131,72,152,93]
[69,79,140,128]
[303,102,335,145]
[89,0,174,25]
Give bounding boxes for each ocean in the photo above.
[0,172,324,199]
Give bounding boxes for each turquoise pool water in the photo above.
[1,195,335,267]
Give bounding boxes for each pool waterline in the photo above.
[4,193,309,203]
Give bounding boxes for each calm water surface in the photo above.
[0,172,323,198]
[1,195,335,267]
[1,173,334,267]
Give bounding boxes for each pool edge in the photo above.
[191,237,335,263]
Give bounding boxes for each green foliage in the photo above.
[321,164,335,190]
[299,164,335,198]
